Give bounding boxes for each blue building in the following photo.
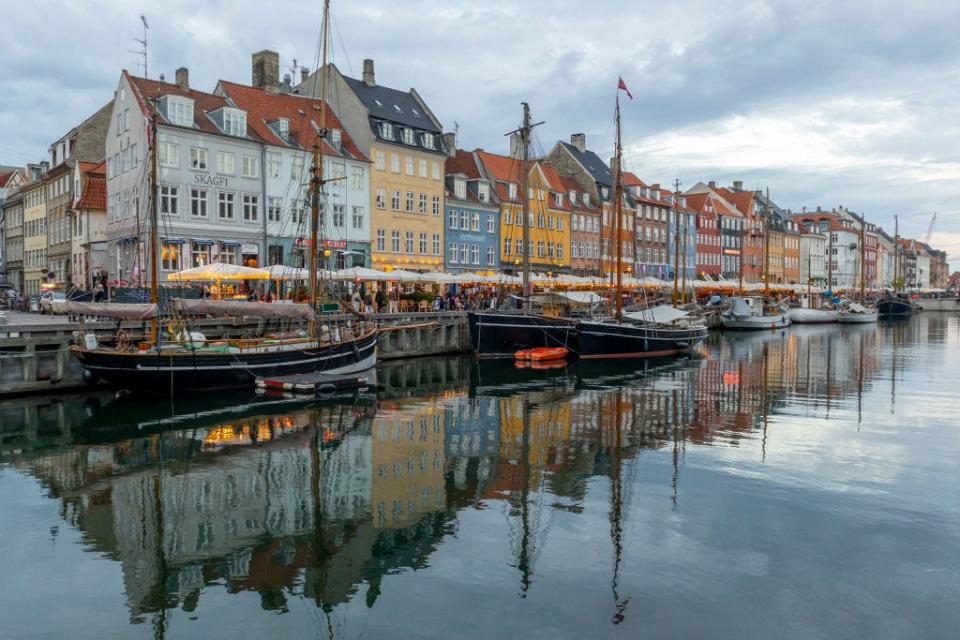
[666,194,697,280]
[444,149,499,274]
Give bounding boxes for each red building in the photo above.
[686,193,721,278]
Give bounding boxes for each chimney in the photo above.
[281,74,292,93]
[300,66,309,84]
[816,205,821,212]
[732,180,743,191]
[362,59,375,86]
[509,132,522,159]
[175,67,189,91]
[159,73,165,82]
[442,132,456,157]
[570,133,586,152]
[708,180,716,189]
[252,50,280,94]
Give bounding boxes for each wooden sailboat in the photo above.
[839,213,878,323]
[467,103,579,357]
[877,215,914,316]
[64,0,377,391]
[577,82,708,357]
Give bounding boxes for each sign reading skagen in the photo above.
[194,174,229,187]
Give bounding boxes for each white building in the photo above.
[799,229,826,285]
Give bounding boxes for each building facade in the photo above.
[71,161,108,289]
[564,176,600,276]
[443,148,499,274]
[22,179,47,295]
[300,59,446,273]
[686,192,721,279]
[798,228,827,286]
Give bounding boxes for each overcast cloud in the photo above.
[2,0,959,259]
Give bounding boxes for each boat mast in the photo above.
[518,103,532,300]
[307,0,330,332]
[763,214,770,298]
[613,96,624,321]
[737,224,744,295]
[827,226,833,296]
[149,114,159,345]
[672,180,681,305]
[807,249,812,308]
[894,214,899,291]
[860,214,866,302]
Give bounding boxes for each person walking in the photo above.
[388,285,399,313]
[375,286,385,314]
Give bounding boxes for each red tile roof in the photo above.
[0,172,12,188]
[475,150,523,185]
[714,187,754,217]
[621,172,645,188]
[217,80,367,161]
[126,71,243,139]
[445,150,482,179]
[75,162,106,210]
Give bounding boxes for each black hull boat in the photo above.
[577,320,708,358]
[877,298,914,316]
[467,311,578,357]
[72,329,378,391]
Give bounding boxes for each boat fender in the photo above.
[84,332,98,350]
[82,369,100,385]
[316,383,337,394]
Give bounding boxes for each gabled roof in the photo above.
[714,187,755,217]
[445,150,482,179]
[559,176,599,212]
[126,71,251,140]
[558,141,613,188]
[0,172,12,188]
[75,161,106,210]
[217,80,367,160]
[621,172,645,188]
[342,75,441,133]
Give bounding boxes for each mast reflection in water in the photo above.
[2,316,960,639]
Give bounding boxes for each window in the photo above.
[242,194,258,221]
[537,213,545,228]
[432,196,440,215]
[352,206,364,229]
[376,229,386,251]
[391,153,400,173]
[217,151,235,175]
[419,193,427,213]
[218,192,235,220]
[376,188,386,209]
[471,213,480,231]
[459,211,468,230]
[159,142,179,168]
[432,161,440,180]
[401,128,414,145]
[405,157,414,176]
[351,166,364,190]
[291,156,304,181]
[432,234,440,255]
[267,197,282,222]
[419,159,428,178]
[166,99,193,127]
[332,204,345,227]
[391,230,400,252]
[405,231,414,253]
[241,155,258,178]
[487,246,495,265]
[160,241,182,271]
[375,151,385,171]
[380,122,394,139]
[537,241,545,257]
[449,242,458,264]
[419,232,427,254]
[508,183,517,200]
[504,238,512,256]
[405,191,414,212]
[391,190,400,210]
[471,245,479,264]
[487,215,495,233]
[159,186,179,216]
[191,189,208,217]
[449,209,457,229]
[267,152,281,178]
[190,147,208,171]
[422,132,435,148]
[558,217,564,231]
[221,244,238,265]
[223,111,246,136]
[548,241,555,258]
[191,242,211,268]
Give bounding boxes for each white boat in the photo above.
[788,307,840,324]
[914,291,960,312]
[838,301,878,324]
[720,296,791,331]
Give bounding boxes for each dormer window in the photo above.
[508,183,517,200]
[379,122,394,139]
[421,132,435,149]
[554,192,564,207]
[568,190,576,204]
[601,187,610,199]
[271,118,290,141]
[162,96,194,127]
[402,128,415,145]
[411,107,422,118]
[222,109,246,137]
[329,129,342,150]
[454,178,466,199]
[478,183,490,203]
[583,193,590,206]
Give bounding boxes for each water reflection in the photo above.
[2,315,958,638]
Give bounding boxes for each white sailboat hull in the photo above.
[838,311,878,324]
[788,308,840,324]
[720,314,791,330]
[914,298,960,312]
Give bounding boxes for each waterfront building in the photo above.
[927,246,949,289]
[798,225,827,287]
[685,192,721,279]
[687,182,750,281]
[794,211,860,290]
[563,176,601,277]
[21,178,46,295]
[299,59,446,273]
[106,68,282,284]
[625,177,671,279]
[70,161,107,289]
[476,149,570,274]
[442,146,500,274]
[664,191,697,281]
[45,104,111,287]
[875,228,895,288]
[914,241,932,289]
[2,172,25,289]
[218,66,371,269]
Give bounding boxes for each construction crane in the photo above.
[925,211,937,245]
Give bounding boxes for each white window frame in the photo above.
[190,147,208,171]
[242,194,259,222]
[241,155,258,178]
[217,151,236,176]
[218,191,235,220]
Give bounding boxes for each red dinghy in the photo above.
[514,347,570,362]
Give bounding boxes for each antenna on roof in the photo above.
[129,14,149,78]
[453,121,459,147]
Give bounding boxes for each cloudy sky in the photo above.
[2,0,959,259]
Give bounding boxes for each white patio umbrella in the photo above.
[324,266,393,281]
[168,262,270,281]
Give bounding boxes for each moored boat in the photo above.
[914,290,960,312]
[721,296,791,330]
[877,294,914,316]
[788,307,839,324]
[838,301,878,324]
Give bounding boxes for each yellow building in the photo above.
[301,59,447,272]
[21,179,47,296]
[475,153,571,273]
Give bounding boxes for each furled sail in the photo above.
[170,298,316,322]
[50,301,158,319]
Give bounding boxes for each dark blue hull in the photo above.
[577,321,708,358]
[467,311,578,357]
[877,299,914,316]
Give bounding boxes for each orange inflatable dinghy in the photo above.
[514,347,570,361]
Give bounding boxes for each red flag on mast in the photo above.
[617,77,633,100]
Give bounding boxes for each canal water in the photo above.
[1,315,958,639]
